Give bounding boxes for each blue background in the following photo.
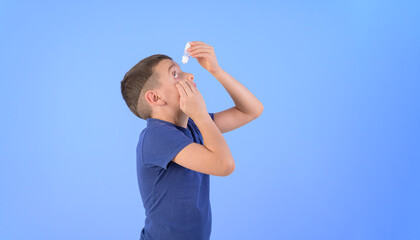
[1,0,419,239]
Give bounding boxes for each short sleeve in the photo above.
[142,125,194,169]
[209,112,215,121]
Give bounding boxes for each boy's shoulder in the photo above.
[140,122,176,137]
[139,112,214,141]
[139,120,190,141]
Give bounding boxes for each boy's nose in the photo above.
[186,73,194,81]
[185,73,196,87]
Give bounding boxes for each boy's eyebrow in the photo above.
[168,63,178,73]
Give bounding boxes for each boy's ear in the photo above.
[145,90,164,105]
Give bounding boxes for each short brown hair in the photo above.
[121,54,172,120]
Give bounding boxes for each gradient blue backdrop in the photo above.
[1,1,419,239]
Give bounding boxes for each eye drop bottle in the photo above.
[182,41,191,64]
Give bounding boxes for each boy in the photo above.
[120,41,263,240]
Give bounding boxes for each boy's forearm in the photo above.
[210,68,264,116]
[191,113,234,169]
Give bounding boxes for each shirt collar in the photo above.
[147,117,189,131]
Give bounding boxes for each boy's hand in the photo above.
[188,41,222,74]
[176,80,208,119]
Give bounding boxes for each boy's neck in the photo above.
[151,110,189,129]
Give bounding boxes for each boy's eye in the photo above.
[173,71,180,78]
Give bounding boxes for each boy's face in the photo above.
[150,59,195,109]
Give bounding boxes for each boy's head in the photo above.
[121,54,195,120]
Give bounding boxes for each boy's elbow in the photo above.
[255,105,264,118]
[222,159,235,176]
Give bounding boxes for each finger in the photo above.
[176,82,188,97]
[188,45,211,52]
[191,53,211,58]
[179,80,193,94]
[190,41,209,47]
[185,81,198,93]
[183,80,196,93]
[190,51,211,58]
[189,48,211,55]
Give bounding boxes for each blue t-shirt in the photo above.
[137,113,215,240]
